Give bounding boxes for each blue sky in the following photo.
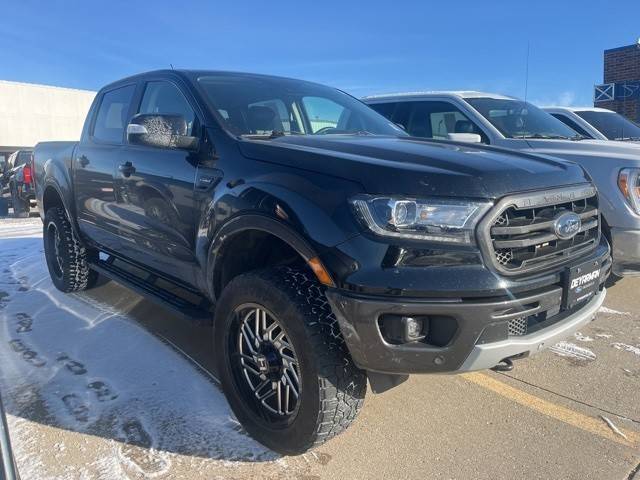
[1,1,639,106]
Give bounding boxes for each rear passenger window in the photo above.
[92,85,135,144]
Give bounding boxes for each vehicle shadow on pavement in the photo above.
[0,235,281,473]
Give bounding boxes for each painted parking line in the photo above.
[462,372,639,448]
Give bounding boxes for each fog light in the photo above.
[379,315,429,344]
[405,317,423,340]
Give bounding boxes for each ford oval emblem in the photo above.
[553,211,582,240]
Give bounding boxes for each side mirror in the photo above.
[127,113,199,150]
[447,133,482,144]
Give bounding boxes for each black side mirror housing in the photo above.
[127,113,199,150]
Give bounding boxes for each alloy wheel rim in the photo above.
[231,305,301,420]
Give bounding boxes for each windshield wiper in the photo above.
[239,131,305,140]
[521,134,572,140]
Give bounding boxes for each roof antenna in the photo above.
[523,41,530,105]
[170,63,174,70]
[520,41,530,139]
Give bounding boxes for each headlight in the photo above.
[350,195,492,244]
[618,168,640,214]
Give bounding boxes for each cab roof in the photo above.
[362,91,518,102]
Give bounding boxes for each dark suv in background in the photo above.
[1,149,35,217]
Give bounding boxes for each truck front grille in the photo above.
[479,185,600,275]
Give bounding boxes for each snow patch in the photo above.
[0,223,288,478]
[600,415,628,440]
[611,343,640,357]
[549,341,596,361]
[598,306,630,316]
[573,332,594,342]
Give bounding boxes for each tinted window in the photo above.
[197,74,405,138]
[549,113,593,138]
[138,81,196,135]
[16,151,32,167]
[404,101,487,142]
[93,85,136,144]
[302,96,345,133]
[369,102,397,120]
[576,110,640,140]
[466,98,578,139]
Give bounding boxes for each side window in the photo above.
[369,102,397,120]
[370,102,412,131]
[549,113,593,138]
[138,81,196,135]
[16,151,31,167]
[406,101,488,142]
[92,85,136,144]
[248,99,292,133]
[302,96,345,133]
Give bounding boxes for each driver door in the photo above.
[113,79,201,286]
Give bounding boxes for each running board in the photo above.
[89,257,213,324]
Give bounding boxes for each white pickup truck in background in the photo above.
[363,91,640,277]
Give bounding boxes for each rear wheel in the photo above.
[43,207,98,292]
[11,185,29,218]
[214,267,366,455]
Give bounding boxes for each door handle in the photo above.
[118,162,136,177]
[196,169,223,190]
[77,156,89,168]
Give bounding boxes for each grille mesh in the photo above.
[508,316,528,336]
[487,193,599,274]
[495,249,513,266]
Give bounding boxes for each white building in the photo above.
[0,79,96,163]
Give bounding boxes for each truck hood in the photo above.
[522,138,640,166]
[238,135,589,199]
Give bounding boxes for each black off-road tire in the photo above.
[43,207,99,292]
[214,267,367,455]
[11,185,29,218]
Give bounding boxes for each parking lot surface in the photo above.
[0,217,638,479]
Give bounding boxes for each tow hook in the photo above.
[491,357,514,372]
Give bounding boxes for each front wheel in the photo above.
[43,207,99,292]
[214,267,367,455]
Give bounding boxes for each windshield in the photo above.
[575,110,640,140]
[197,74,405,138]
[466,98,581,139]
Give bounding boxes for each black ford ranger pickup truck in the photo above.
[34,70,611,454]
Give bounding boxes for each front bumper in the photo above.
[610,227,640,276]
[327,248,611,375]
[459,288,605,371]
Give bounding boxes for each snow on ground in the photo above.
[549,341,597,361]
[611,343,640,357]
[0,218,321,479]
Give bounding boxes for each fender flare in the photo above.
[41,180,82,239]
[206,214,318,300]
